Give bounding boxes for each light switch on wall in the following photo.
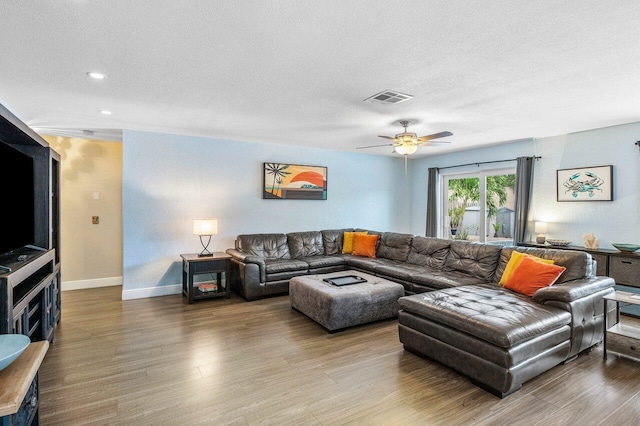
[92,216,99,224]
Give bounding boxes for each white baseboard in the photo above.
[121,284,181,300]
[62,276,123,291]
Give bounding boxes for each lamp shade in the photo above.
[394,144,418,155]
[534,221,548,234]
[193,219,218,236]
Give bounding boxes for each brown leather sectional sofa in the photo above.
[226,229,615,397]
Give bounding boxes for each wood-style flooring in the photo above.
[39,286,640,425]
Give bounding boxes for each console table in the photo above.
[0,340,48,425]
[519,242,640,316]
[181,253,231,304]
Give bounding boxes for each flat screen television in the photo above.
[0,141,36,255]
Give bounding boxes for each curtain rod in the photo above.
[436,156,541,171]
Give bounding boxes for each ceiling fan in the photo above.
[357,120,453,174]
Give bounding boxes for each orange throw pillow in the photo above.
[352,234,378,258]
[342,231,368,254]
[499,251,555,285]
[503,255,566,297]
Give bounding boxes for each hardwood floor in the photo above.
[39,286,640,425]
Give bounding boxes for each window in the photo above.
[441,168,516,244]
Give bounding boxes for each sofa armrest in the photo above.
[533,276,615,304]
[533,276,615,358]
[226,249,266,282]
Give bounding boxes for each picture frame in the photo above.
[263,162,327,200]
[556,165,613,201]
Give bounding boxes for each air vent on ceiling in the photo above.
[364,90,413,105]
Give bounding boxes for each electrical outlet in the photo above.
[92,216,99,224]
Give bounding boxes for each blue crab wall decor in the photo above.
[563,171,604,198]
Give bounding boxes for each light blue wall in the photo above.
[122,130,409,294]
[121,121,640,297]
[408,122,640,248]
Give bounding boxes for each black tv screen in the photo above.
[0,141,35,254]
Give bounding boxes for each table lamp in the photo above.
[193,218,217,257]
[534,221,547,244]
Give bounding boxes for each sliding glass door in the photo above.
[442,168,516,244]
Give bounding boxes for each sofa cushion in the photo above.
[398,285,572,348]
[287,231,324,258]
[321,229,352,255]
[342,231,368,254]
[237,233,291,260]
[376,261,419,281]
[444,240,502,281]
[297,255,346,269]
[343,254,383,273]
[352,233,378,258]
[499,251,555,285]
[407,237,450,268]
[265,270,308,283]
[503,256,566,296]
[496,247,593,284]
[376,232,413,262]
[264,258,308,274]
[410,269,487,290]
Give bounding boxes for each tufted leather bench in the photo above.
[398,285,573,397]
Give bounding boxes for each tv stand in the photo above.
[0,101,61,344]
[0,245,47,273]
[0,247,60,342]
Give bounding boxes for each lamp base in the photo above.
[198,235,213,257]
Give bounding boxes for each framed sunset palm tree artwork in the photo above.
[263,163,327,200]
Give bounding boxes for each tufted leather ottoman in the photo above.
[290,271,404,332]
[398,284,572,397]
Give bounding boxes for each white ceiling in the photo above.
[1,1,639,157]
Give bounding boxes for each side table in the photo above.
[0,340,49,426]
[603,291,640,361]
[181,252,232,304]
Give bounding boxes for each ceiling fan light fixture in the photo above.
[394,144,418,155]
[396,132,418,144]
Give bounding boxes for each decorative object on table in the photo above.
[197,283,218,293]
[534,221,548,244]
[263,163,327,200]
[192,218,218,257]
[611,243,640,253]
[546,239,571,246]
[582,233,599,249]
[556,165,613,201]
[0,334,30,371]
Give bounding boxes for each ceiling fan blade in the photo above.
[418,141,452,146]
[356,143,394,149]
[378,135,397,140]
[416,131,453,142]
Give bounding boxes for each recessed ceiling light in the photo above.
[100,110,112,115]
[87,71,107,80]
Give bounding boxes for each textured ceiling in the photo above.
[1,1,639,156]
